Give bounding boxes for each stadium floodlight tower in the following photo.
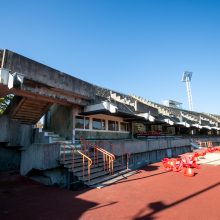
[182,71,193,111]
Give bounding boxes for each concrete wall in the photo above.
[0,115,33,147]
[120,145,192,169]
[88,137,191,156]
[75,130,131,140]
[18,135,220,186]
[0,146,20,171]
[48,104,73,140]
[87,136,220,156]
[192,136,220,144]
[20,143,60,175]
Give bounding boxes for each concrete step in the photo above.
[55,140,73,144]
[60,154,104,165]
[64,160,105,170]
[71,161,123,176]
[94,170,139,189]
[44,131,55,136]
[85,167,130,186]
[70,165,105,176]
[48,134,60,138]
[51,137,66,142]
[62,156,122,168]
[81,165,127,182]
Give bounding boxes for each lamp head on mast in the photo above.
[182,71,192,82]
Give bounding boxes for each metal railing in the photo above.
[76,150,92,181]
[80,137,88,154]
[93,144,115,175]
[197,141,214,148]
[61,143,92,181]
[197,141,208,147]
[79,137,116,175]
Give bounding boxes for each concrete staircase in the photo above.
[59,146,133,188]
[34,128,72,144]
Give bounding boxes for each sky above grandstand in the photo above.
[1,0,220,114]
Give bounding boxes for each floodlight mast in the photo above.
[182,71,193,111]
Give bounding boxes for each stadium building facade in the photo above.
[1,49,220,187]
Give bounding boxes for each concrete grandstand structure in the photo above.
[1,49,220,188]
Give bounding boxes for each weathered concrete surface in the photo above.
[126,145,191,169]
[94,138,191,156]
[29,168,67,187]
[0,146,20,171]
[2,49,95,101]
[32,129,51,144]
[76,130,131,140]
[91,137,220,156]
[0,115,33,147]
[47,104,73,140]
[20,143,60,175]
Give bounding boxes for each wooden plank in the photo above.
[12,115,37,120]
[10,97,27,117]
[14,110,45,117]
[19,105,47,111]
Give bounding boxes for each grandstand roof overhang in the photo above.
[0,49,95,106]
[211,127,220,131]
[81,101,148,121]
[175,122,191,128]
[191,123,203,129]
[200,125,212,130]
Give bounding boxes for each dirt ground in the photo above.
[1,161,220,220]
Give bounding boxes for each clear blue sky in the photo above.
[1,0,220,114]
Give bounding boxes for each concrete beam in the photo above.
[1,49,95,101]
[16,83,90,106]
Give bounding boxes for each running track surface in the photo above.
[1,162,220,220]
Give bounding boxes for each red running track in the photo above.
[1,163,220,220]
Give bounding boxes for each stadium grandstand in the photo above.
[1,49,220,188]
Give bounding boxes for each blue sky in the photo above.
[1,0,220,114]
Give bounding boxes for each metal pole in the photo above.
[185,80,193,111]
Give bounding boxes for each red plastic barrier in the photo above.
[161,147,220,177]
[184,167,195,177]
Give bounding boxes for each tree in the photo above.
[0,94,13,114]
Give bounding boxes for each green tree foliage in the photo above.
[0,94,13,114]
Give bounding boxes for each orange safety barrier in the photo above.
[184,167,195,177]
